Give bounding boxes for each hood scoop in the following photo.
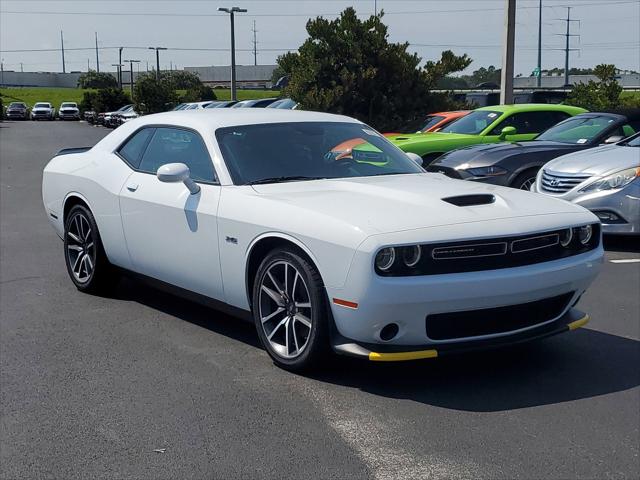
[442,194,495,207]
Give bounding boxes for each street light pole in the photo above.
[112,63,124,88]
[118,47,124,88]
[219,6,247,101]
[124,60,140,99]
[148,47,167,80]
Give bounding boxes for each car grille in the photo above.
[426,292,574,340]
[541,170,592,193]
[376,224,600,276]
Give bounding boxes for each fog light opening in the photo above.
[379,323,400,341]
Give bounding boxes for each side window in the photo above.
[491,111,570,135]
[138,127,216,183]
[118,128,155,169]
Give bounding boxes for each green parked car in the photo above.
[388,104,587,165]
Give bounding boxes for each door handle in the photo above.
[126,183,139,192]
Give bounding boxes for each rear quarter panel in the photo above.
[42,150,134,269]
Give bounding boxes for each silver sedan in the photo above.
[532,133,640,235]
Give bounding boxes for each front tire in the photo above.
[511,169,539,190]
[64,205,115,293]
[252,248,329,372]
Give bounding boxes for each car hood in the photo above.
[544,145,640,176]
[251,173,585,235]
[32,107,52,111]
[432,141,584,168]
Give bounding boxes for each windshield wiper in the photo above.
[245,176,325,185]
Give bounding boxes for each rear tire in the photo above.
[64,205,116,294]
[252,248,330,372]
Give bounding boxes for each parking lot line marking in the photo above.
[610,259,640,264]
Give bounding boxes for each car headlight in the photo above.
[577,224,592,245]
[559,228,573,247]
[579,167,640,192]
[465,165,508,177]
[375,247,396,272]
[402,245,422,267]
[375,244,425,274]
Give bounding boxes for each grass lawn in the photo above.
[1,87,88,108]
[1,87,280,108]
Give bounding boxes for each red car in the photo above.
[384,110,470,137]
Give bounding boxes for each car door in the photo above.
[484,111,571,143]
[118,126,224,301]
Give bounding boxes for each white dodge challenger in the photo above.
[42,109,603,370]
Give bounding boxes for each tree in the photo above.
[79,88,130,112]
[133,73,178,114]
[161,71,217,103]
[277,8,471,131]
[566,64,623,110]
[77,70,118,89]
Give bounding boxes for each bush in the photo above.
[77,70,118,89]
[277,8,470,131]
[80,88,130,113]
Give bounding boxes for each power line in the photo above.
[1,2,637,18]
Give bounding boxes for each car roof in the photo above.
[95,109,362,152]
[476,103,584,113]
[137,109,359,130]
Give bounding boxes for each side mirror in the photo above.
[406,152,424,166]
[603,135,624,145]
[156,163,200,194]
[499,126,517,140]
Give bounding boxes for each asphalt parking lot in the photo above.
[1,120,639,480]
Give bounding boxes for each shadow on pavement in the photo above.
[109,277,639,413]
[311,328,640,412]
[109,277,262,349]
[603,235,640,253]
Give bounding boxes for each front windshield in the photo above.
[439,110,501,135]
[61,102,76,108]
[9,103,25,108]
[418,115,444,132]
[626,134,640,147]
[537,115,618,144]
[215,122,424,185]
[34,103,50,108]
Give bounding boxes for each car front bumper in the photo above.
[326,242,602,350]
[333,308,589,361]
[59,112,80,119]
[6,111,27,118]
[532,180,640,235]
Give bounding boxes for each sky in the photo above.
[1,0,638,75]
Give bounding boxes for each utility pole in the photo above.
[148,47,167,80]
[87,58,90,72]
[374,0,377,16]
[20,62,23,73]
[218,6,247,101]
[124,60,140,99]
[553,7,579,88]
[499,0,516,104]
[536,0,542,87]
[60,30,66,73]
[562,7,579,87]
[252,20,258,66]
[118,47,124,88]
[95,32,100,72]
